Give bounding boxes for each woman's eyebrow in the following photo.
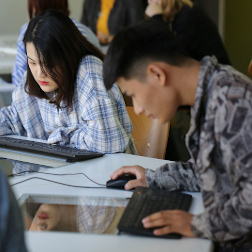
[27,56,35,61]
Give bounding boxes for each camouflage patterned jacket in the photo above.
[146,56,252,251]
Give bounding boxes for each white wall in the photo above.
[0,0,84,35]
[69,0,84,22]
[0,0,28,35]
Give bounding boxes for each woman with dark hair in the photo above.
[0,10,136,154]
[12,0,100,87]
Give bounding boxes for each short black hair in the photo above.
[103,19,189,90]
[23,9,104,109]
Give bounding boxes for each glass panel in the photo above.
[0,158,55,177]
[19,194,129,234]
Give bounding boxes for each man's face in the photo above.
[117,74,179,124]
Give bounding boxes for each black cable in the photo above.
[9,170,106,186]
[9,170,107,188]
[10,176,107,188]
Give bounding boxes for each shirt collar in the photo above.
[191,56,218,125]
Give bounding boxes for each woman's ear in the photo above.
[146,63,167,87]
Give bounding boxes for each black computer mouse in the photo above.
[106,174,137,189]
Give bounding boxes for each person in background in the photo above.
[0,168,27,252]
[12,0,100,87]
[145,0,231,162]
[0,10,136,155]
[103,20,252,251]
[145,0,230,64]
[81,0,145,45]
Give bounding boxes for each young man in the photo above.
[0,169,27,251]
[102,19,252,251]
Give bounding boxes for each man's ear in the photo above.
[147,63,167,87]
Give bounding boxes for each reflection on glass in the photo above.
[0,158,54,177]
[12,161,53,175]
[19,195,129,234]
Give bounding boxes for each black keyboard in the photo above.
[117,187,192,239]
[0,136,104,163]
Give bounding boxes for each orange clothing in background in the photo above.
[96,0,115,35]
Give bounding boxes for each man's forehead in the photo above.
[117,77,144,86]
[116,77,137,93]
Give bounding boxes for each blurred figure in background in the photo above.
[12,0,100,87]
[81,0,145,45]
[145,0,230,64]
[145,0,230,162]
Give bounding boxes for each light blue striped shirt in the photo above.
[12,18,101,87]
[1,55,136,154]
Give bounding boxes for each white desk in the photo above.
[7,150,213,252]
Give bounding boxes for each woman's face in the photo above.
[29,204,63,231]
[26,42,59,93]
[148,0,163,5]
[148,0,167,10]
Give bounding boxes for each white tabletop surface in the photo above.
[25,231,212,252]
[6,148,213,252]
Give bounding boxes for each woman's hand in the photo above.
[110,165,148,190]
[97,31,114,44]
[142,210,196,237]
[145,1,163,17]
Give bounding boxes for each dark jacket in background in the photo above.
[81,0,145,36]
[152,4,230,65]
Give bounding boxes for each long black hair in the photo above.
[23,9,104,108]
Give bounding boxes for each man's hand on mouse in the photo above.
[142,210,195,237]
[110,165,147,190]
